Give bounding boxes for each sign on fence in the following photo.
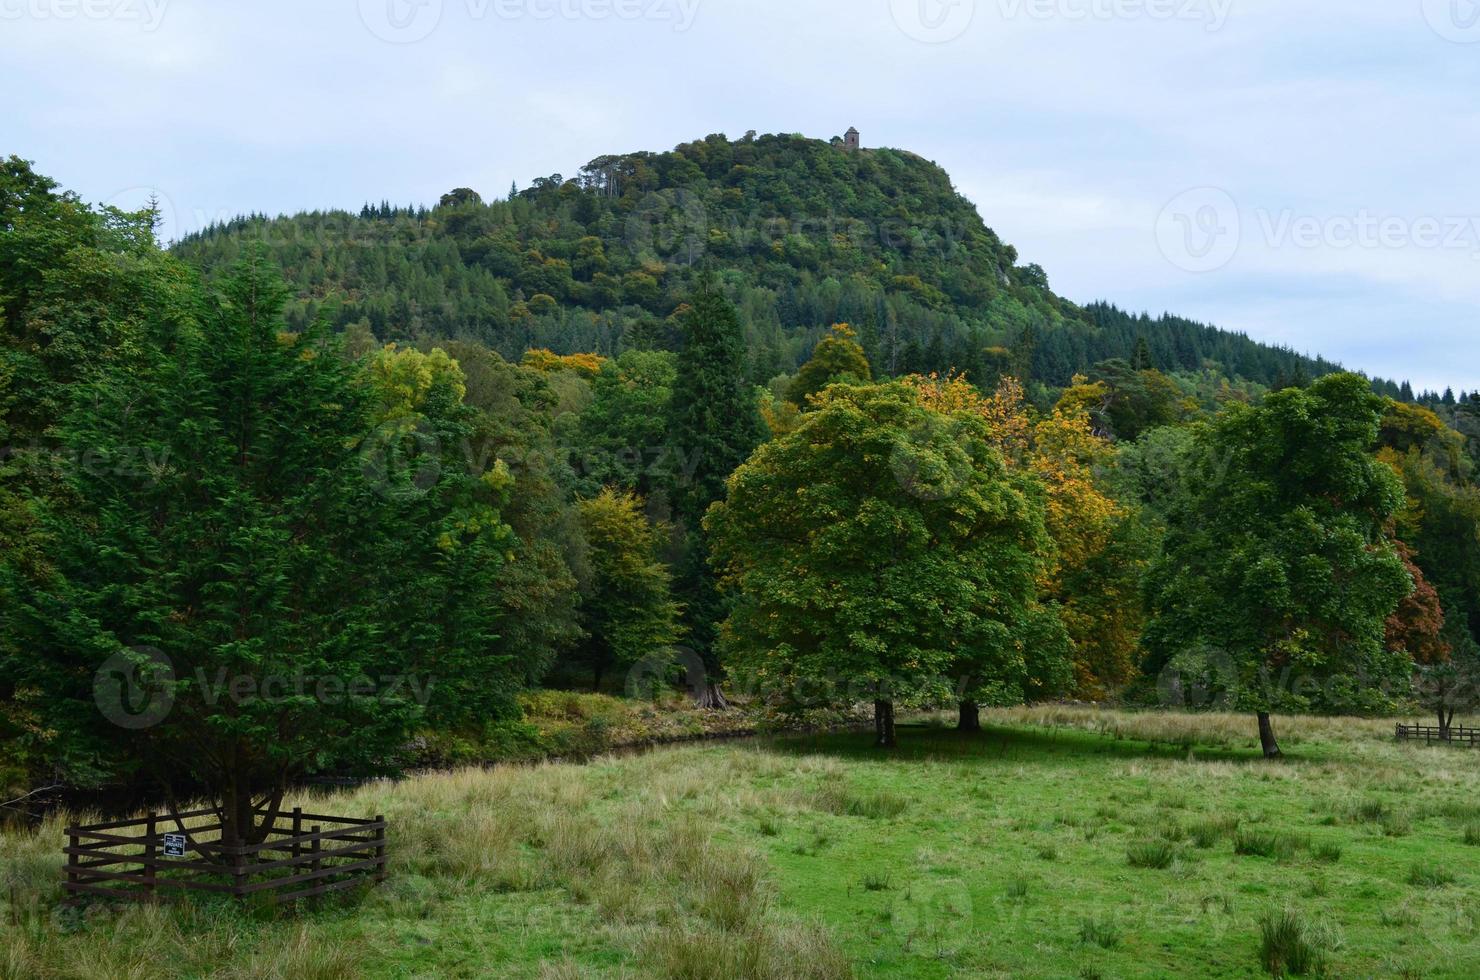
[162,834,187,858]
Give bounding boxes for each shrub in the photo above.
[1036,843,1059,862]
[1463,822,1480,846]
[1259,909,1326,977]
[860,871,892,892]
[1127,840,1176,869]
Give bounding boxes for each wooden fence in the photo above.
[63,806,387,904]
[1395,724,1480,747]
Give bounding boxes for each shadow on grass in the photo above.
[752,720,1268,769]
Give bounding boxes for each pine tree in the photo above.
[668,273,762,706]
[1132,336,1154,371]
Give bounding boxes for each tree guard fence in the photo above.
[63,806,388,904]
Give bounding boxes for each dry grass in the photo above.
[976,705,1430,749]
[0,752,853,979]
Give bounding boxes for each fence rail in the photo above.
[63,807,387,904]
[1396,724,1480,746]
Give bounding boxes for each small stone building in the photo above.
[843,127,860,151]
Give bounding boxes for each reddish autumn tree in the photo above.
[1385,542,1450,668]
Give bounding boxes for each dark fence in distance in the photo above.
[63,807,387,904]
[1396,724,1480,747]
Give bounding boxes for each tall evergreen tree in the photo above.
[668,273,762,706]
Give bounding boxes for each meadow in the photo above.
[3,706,1479,979]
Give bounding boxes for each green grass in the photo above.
[4,705,1480,977]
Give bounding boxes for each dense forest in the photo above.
[173,131,1412,408]
[5,136,1480,810]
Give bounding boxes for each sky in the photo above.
[3,0,1478,392]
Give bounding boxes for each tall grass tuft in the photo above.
[1235,829,1300,861]
[1127,840,1176,869]
[1079,915,1122,949]
[1407,863,1457,888]
[1258,908,1326,977]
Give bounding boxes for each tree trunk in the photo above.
[874,700,897,748]
[1257,712,1281,759]
[958,701,980,732]
[695,681,730,710]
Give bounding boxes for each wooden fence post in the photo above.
[142,812,158,901]
[309,826,322,905]
[374,814,387,883]
[64,828,79,901]
[290,807,303,862]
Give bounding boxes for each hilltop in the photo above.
[173,131,1382,400]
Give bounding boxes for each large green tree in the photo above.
[1143,373,1413,757]
[668,274,762,707]
[707,382,1067,747]
[3,249,518,845]
[575,489,682,691]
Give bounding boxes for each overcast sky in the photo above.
[4,0,1477,392]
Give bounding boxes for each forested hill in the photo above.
[172,131,1390,399]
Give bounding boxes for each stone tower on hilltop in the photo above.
[844,126,860,151]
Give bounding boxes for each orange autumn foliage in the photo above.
[904,372,1145,696]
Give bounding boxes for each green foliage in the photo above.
[786,323,872,407]
[574,489,682,689]
[3,248,517,842]
[1144,373,1414,723]
[168,135,1374,399]
[707,382,1069,722]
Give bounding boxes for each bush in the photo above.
[1464,822,1480,846]
[1258,909,1326,977]
[1127,840,1176,869]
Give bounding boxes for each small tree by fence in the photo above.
[63,807,387,904]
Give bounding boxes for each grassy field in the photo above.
[3,706,1479,978]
